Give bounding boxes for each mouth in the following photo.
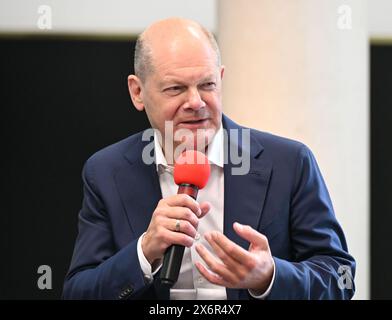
[177,118,209,128]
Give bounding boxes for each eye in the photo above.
[163,85,185,96]
[201,82,216,90]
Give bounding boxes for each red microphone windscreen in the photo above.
[174,150,211,189]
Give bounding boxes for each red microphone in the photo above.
[158,150,210,292]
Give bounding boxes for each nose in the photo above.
[183,88,206,111]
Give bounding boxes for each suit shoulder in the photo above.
[249,129,319,182]
[250,128,308,155]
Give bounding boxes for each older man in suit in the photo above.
[63,18,355,300]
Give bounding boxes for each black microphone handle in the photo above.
[158,183,199,289]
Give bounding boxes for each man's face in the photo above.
[134,40,224,153]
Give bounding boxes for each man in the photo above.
[63,18,355,300]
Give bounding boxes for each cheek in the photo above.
[146,95,178,121]
[164,95,196,119]
[162,101,182,120]
[204,93,222,114]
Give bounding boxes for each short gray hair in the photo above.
[134,25,221,83]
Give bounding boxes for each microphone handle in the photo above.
[158,184,199,288]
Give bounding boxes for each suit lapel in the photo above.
[222,116,273,300]
[114,134,162,238]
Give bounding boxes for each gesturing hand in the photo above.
[195,222,274,294]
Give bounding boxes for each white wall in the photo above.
[369,0,392,38]
[0,0,217,34]
[2,0,390,38]
[218,0,369,299]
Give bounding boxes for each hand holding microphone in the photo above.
[141,150,211,284]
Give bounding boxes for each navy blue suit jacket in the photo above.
[63,115,355,299]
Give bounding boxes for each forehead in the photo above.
[157,63,219,86]
[149,37,219,80]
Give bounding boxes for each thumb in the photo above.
[233,222,268,249]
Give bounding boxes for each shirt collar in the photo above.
[153,123,224,171]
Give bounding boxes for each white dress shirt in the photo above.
[136,124,275,299]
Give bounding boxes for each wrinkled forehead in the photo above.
[154,40,217,70]
[145,24,218,66]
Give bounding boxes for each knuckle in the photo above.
[180,193,191,202]
[184,221,195,235]
[260,233,268,242]
[209,263,219,274]
[154,207,164,217]
[157,225,167,237]
[226,246,235,256]
[154,215,163,224]
[182,221,190,232]
[186,210,198,227]
[183,208,192,220]
[246,259,256,270]
[217,251,227,262]
[184,194,197,208]
[163,234,172,246]
[234,277,242,286]
[237,270,246,282]
[182,234,193,247]
[159,242,168,252]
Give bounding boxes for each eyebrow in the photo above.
[160,74,216,87]
[199,75,217,82]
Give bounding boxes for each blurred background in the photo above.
[0,0,390,300]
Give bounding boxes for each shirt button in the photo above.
[195,233,200,241]
[197,277,203,284]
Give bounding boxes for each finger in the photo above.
[163,217,198,238]
[198,201,211,219]
[205,232,245,274]
[165,194,201,216]
[164,228,195,248]
[195,243,240,284]
[163,207,199,229]
[195,262,227,287]
[208,231,252,266]
[233,222,268,249]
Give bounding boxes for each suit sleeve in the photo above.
[267,145,356,300]
[62,159,152,299]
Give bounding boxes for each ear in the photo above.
[220,65,225,80]
[128,75,145,111]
